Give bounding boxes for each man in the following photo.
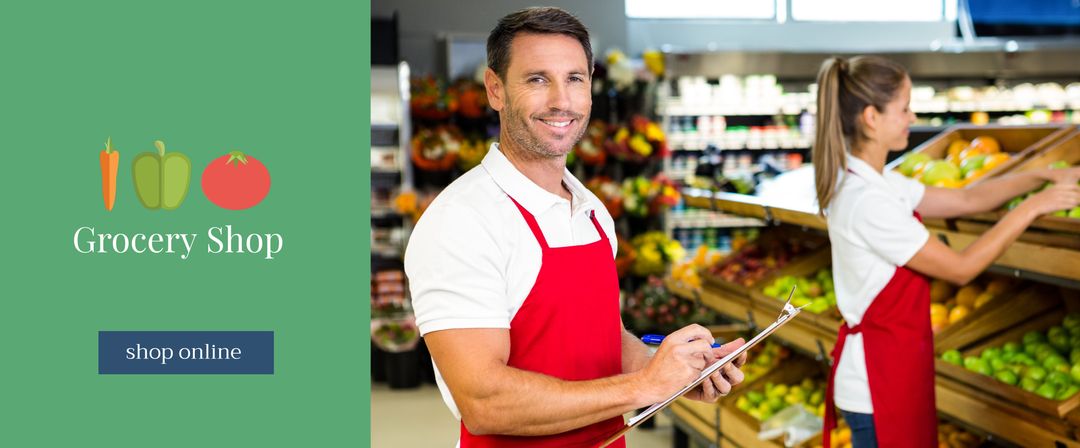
[405,7,747,447]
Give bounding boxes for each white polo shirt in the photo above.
[404,143,617,419]
[826,154,930,414]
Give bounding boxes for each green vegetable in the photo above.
[133,140,191,210]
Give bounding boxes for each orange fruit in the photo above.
[955,285,982,308]
[947,140,970,160]
[949,305,971,324]
[981,153,1010,172]
[974,292,994,309]
[986,278,1011,295]
[970,136,1001,154]
[930,280,955,303]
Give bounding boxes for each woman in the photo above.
[814,55,1080,448]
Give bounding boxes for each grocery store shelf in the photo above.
[936,375,1080,448]
[932,229,1080,283]
[667,404,722,448]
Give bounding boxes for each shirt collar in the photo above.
[481,142,588,217]
[844,153,893,192]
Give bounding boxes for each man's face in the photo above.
[487,32,592,158]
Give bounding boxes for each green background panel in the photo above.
[0,1,371,446]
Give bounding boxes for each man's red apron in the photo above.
[460,196,626,447]
[824,211,937,447]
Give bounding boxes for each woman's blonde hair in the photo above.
[813,56,909,213]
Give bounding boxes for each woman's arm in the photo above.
[907,182,1080,284]
[916,166,1080,219]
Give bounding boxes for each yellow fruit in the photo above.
[930,280,955,302]
[974,292,994,309]
[931,303,949,332]
[955,285,982,308]
[949,305,971,324]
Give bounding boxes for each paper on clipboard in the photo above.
[599,287,804,447]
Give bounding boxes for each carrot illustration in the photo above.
[100,137,119,211]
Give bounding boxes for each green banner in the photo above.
[1,1,371,445]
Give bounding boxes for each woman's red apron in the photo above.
[824,211,937,447]
[460,196,626,447]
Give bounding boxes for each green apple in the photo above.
[1044,355,1069,372]
[990,358,1008,372]
[736,396,751,411]
[960,154,987,178]
[1003,342,1021,354]
[1036,383,1059,400]
[1049,160,1071,170]
[898,153,932,176]
[1026,366,1048,382]
[1024,331,1047,345]
[1020,376,1040,392]
[920,160,962,186]
[995,370,1019,385]
[941,350,963,365]
[1069,207,1080,219]
[982,347,1003,360]
[1047,371,1072,386]
[1057,385,1080,400]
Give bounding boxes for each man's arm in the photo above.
[425,324,723,436]
[621,325,652,374]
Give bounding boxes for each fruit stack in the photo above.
[940,313,1080,401]
[708,236,818,288]
[896,136,1009,188]
[1005,160,1080,218]
[669,245,724,291]
[762,268,836,314]
[810,420,983,448]
[929,277,1014,334]
[740,341,791,384]
[734,376,828,422]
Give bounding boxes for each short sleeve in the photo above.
[885,170,926,209]
[849,192,931,267]
[405,201,511,336]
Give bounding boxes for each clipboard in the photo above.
[599,286,804,447]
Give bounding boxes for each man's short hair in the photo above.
[486,7,593,80]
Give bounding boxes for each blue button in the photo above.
[98,331,274,374]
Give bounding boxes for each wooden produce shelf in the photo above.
[931,228,1080,280]
[936,374,1080,447]
[668,279,755,322]
[668,401,722,447]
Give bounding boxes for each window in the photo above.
[625,0,776,20]
[791,0,946,22]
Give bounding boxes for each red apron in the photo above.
[460,196,626,447]
[824,212,937,448]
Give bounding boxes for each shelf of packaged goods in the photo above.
[936,374,1080,448]
[931,228,1080,282]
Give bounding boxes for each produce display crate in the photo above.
[963,129,1080,235]
[886,123,1074,186]
[719,357,827,448]
[749,248,843,344]
[935,285,1080,418]
[704,226,828,299]
[931,275,1037,351]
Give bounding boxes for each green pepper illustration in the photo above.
[132,140,191,210]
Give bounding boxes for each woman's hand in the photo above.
[1016,182,1080,217]
[1036,166,1080,186]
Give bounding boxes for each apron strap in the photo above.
[587,210,609,245]
[824,322,860,447]
[506,195,550,251]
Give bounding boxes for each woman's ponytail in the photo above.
[814,58,848,213]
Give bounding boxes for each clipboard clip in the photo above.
[778,286,804,321]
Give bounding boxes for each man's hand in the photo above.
[633,325,748,404]
[684,338,747,403]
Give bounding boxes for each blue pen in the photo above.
[641,334,721,348]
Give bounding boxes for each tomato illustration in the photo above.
[201,151,271,210]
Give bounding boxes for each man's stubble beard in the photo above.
[501,96,588,161]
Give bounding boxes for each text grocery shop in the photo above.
[73,225,283,260]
